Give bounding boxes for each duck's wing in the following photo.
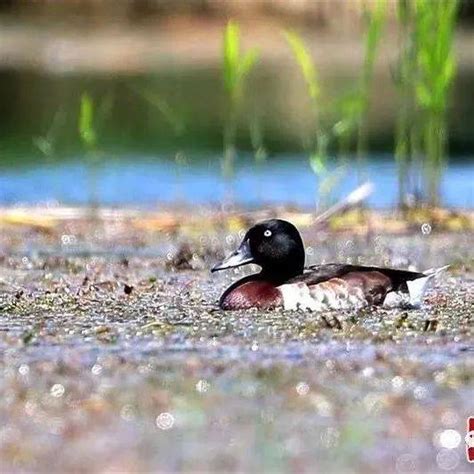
[280,264,426,310]
[289,264,424,291]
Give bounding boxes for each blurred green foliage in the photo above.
[284,0,386,208]
[395,0,459,206]
[222,20,259,178]
[7,3,462,208]
[79,93,97,152]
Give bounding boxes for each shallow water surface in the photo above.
[1,154,473,208]
[0,225,472,472]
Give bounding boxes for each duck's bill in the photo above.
[211,240,254,272]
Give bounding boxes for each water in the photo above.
[0,154,473,208]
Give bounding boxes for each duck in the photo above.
[212,219,446,311]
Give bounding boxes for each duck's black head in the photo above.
[212,219,305,282]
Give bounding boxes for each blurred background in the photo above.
[0,0,473,209]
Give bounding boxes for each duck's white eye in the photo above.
[264,229,272,238]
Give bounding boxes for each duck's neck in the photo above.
[260,262,304,284]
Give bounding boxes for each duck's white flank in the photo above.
[278,279,366,311]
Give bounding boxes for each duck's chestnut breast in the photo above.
[219,278,282,310]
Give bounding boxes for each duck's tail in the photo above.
[407,265,450,307]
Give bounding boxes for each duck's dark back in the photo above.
[288,264,424,292]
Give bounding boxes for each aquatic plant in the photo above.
[356,0,387,179]
[77,91,117,206]
[284,30,330,206]
[131,84,187,199]
[33,108,65,164]
[33,108,66,201]
[394,0,417,207]
[222,20,259,178]
[131,85,185,137]
[284,30,352,208]
[249,114,267,166]
[415,0,459,206]
[79,92,100,206]
[79,93,97,153]
[394,0,459,207]
[284,1,386,207]
[331,0,387,181]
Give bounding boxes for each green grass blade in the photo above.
[79,93,97,150]
[239,48,259,81]
[131,86,185,136]
[284,30,319,100]
[223,20,240,94]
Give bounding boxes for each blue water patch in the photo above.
[0,154,473,208]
